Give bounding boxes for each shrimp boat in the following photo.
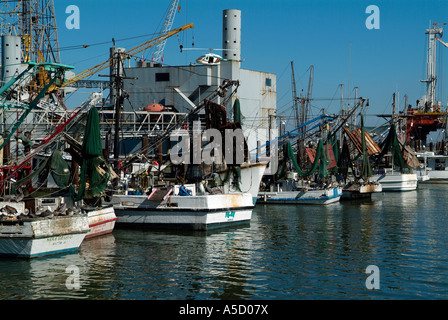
[64,106,117,239]
[110,162,266,231]
[371,169,418,191]
[371,144,418,191]
[111,185,256,231]
[371,112,419,191]
[416,151,448,183]
[0,198,89,258]
[110,160,266,230]
[107,82,266,230]
[0,61,117,241]
[258,179,343,205]
[257,138,343,205]
[109,160,266,230]
[339,115,383,199]
[21,147,118,240]
[0,63,93,257]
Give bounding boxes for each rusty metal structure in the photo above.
[343,126,381,156]
[405,108,447,144]
[404,23,448,146]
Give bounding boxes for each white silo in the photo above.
[1,35,22,83]
[222,9,241,61]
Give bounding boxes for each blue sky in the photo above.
[55,0,448,129]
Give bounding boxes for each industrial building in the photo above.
[0,5,278,163]
[122,9,278,156]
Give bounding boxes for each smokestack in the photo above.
[222,9,241,61]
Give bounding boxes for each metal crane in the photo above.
[0,62,74,152]
[61,23,193,88]
[152,0,181,63]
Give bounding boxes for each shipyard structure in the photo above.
[0,6,277,168]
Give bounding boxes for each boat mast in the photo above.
[107,48,136,175]
[304,65,314,127]
[291,61,300,129]
[392,93,396,172]
[339,84,343,143]
[296,65,313,169]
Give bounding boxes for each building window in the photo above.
[155,73,170,82]
[265,78,272,87]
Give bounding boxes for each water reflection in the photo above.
[1,184,448,299]
[0,252,85,299]
[93,226,261,299]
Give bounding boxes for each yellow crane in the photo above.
[60,23,193,88]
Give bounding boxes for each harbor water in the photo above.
[1,183,448,300]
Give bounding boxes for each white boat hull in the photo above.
[219,162,267,204]
[416,171,430,182]
[0,207,89,258]
[257,187,343,205]
[0,233,87,258]
[371,171,418,191]
[424,169,448,182]
[85,206,117,239]
[415,152,448,183]
[112,193,254,231]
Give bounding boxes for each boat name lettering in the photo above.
[45,234,73,244]
[225,211,236,220]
